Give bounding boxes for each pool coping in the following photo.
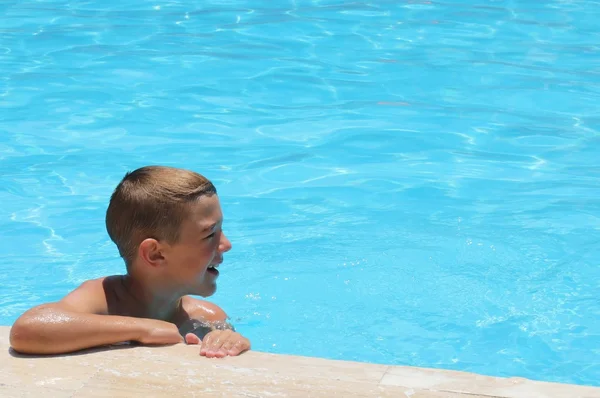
[1,326,598,397]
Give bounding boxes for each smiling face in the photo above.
[161,194,232,296]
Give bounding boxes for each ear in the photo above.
[138,238,166,267]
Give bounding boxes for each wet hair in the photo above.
[105,165,216,271]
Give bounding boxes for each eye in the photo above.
[204,232,215,240]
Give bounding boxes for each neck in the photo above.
[121,273,185,321]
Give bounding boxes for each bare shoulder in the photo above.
[181,296,228,322]
[57,276,112,314]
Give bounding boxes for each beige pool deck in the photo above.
[1,327,598,398]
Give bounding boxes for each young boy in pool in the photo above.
[9,165,250,358]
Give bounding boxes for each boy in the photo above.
[9,165,251,358]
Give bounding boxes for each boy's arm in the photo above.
[184,296,230,322]
[182,297,250,357]
[9,279,182,355]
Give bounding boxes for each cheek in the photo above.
[191,244,216,265]
[202,238,219,254]
[173,242,217,270]
[176,247,203,268]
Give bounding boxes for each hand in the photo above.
[136,319,184,346]
[185,329,250,358]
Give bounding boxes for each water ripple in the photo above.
[1,0,600,387]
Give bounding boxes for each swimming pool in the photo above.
[1,0,599,387]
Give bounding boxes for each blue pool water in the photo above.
[1,0,599,387]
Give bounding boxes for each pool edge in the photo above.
[1,326,598,397]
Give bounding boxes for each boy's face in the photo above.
[162,194,232,297]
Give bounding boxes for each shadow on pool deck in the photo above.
[1,327,598,398]
[7,342,138,359]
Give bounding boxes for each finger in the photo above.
[208,330,230,350]
[201,331,225,356]
[200,332,214,356]
[227,339,250,356]
[214,337,237,358]
[185,333,201,345]
[206,330,232,358]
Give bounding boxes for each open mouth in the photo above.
[207,264,219,276]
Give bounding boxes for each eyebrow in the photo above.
[200,218,223,232]
[201,223,217,232]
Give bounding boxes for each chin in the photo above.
[193,284,217,297]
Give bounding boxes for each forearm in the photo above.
[9,305,146,354]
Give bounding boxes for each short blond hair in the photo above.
[105,165,216,270]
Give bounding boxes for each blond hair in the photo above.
[105,165,216,270]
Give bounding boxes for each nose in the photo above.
[218,232,232,253]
